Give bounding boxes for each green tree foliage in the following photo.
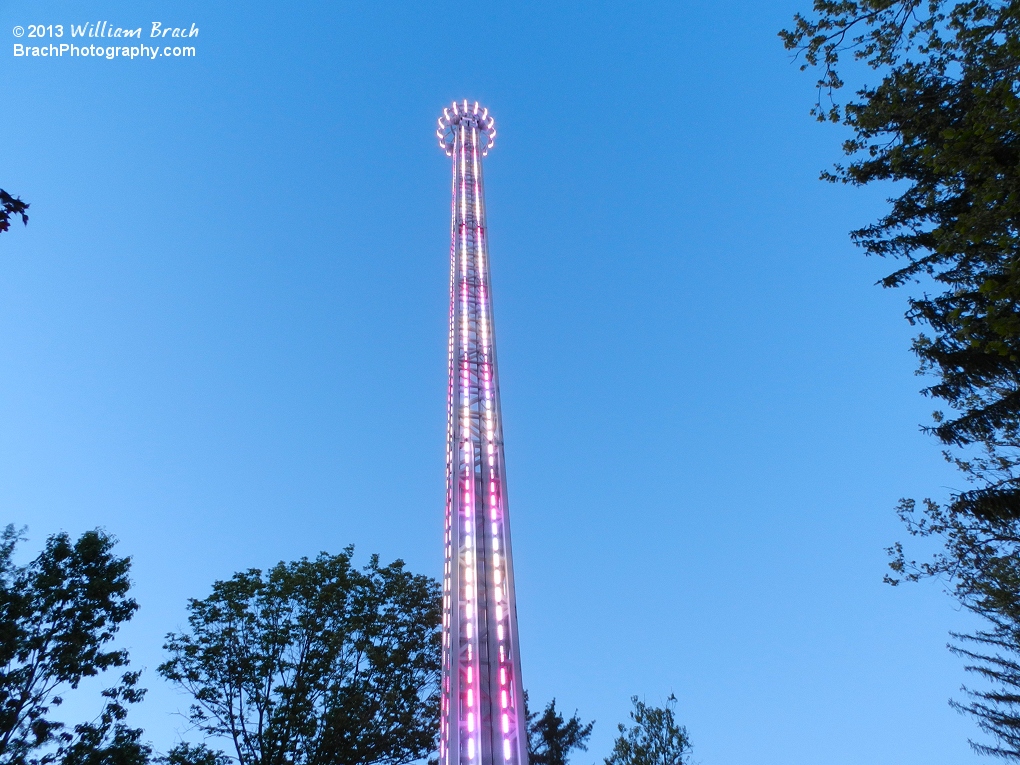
[781,0,1020,460]
[781,0,1020,756]
[156,743,231,765]
[604,696,690,765]
[0,525,148,765]
[158,548,441,765]
[524,695,593,765]
[0,191,28,234]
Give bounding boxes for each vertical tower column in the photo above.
[437,101,528,765]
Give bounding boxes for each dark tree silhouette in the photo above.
[604,696,690,765]
[783,1,1020,757]
[159,548,441,765]
[0,525,148,765]
[525,695,593,765]
[0,191,28,234]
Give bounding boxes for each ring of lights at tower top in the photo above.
[437,100,496,156]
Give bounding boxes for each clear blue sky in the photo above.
[0,0,981,763]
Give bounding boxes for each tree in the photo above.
[0,191,28,234]
[156,743,230,765]
[158,548,441,765]
[0,524,148,765]
[604,696,690,765]
[780,1,1020,520]
[781,0,1020,756]
[780,0,1020,472]
[524,695,593,765]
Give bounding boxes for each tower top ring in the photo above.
[437,100,496,157]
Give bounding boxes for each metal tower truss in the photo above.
[436,100,528,765]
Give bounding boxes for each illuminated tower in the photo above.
[436,101,528,765]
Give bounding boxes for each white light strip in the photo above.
[441,109,464,765]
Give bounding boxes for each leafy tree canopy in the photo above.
[0,525,148,765]
[781,1,1020,511]
[525,695,593,765]
[156,743,230,765]
[158,548,441,765]
[604,696,690,765]
[0,191,28,234]
[782,0,1020,756]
